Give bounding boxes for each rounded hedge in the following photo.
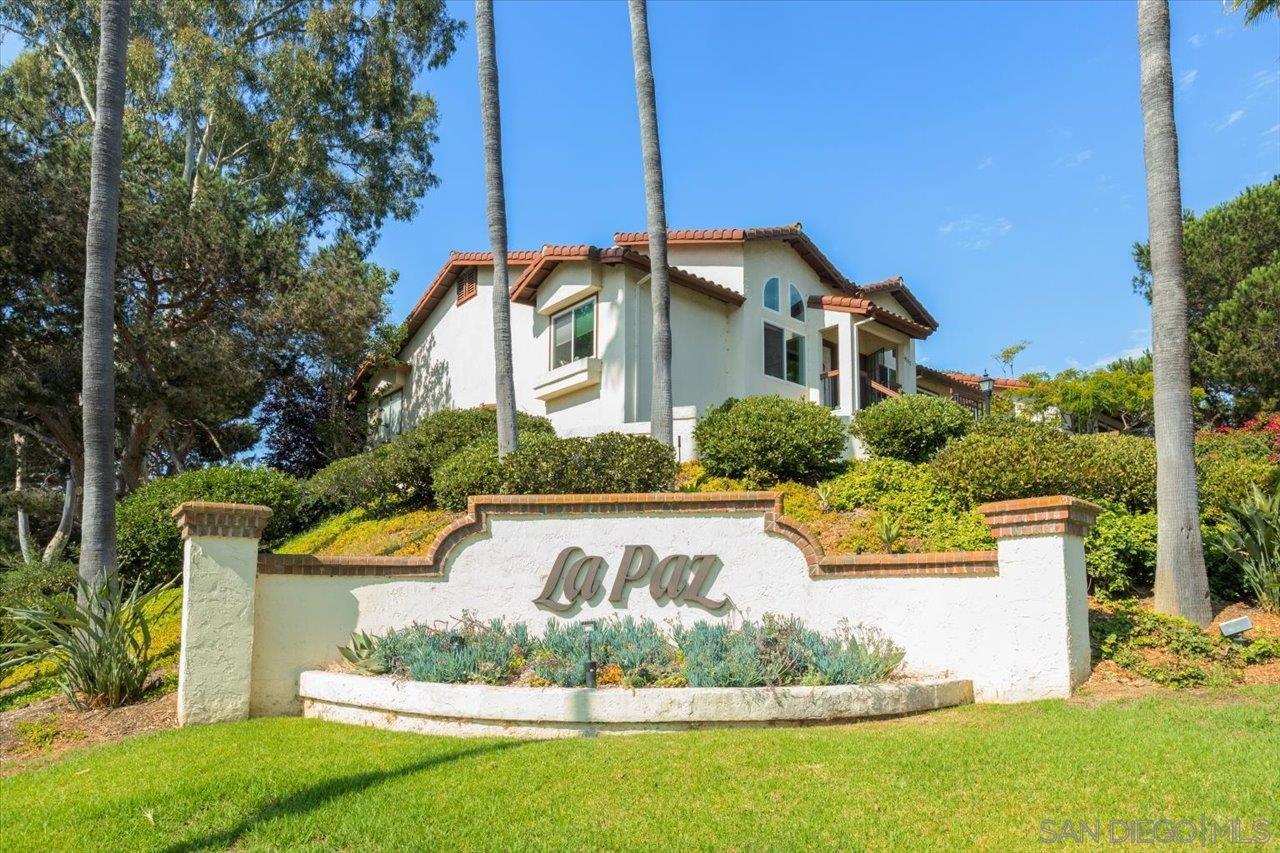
[117,465,319,587]
[1085,507,1157,599]
[309,407,555,512]
[434,432,677,511]
[850,395,973,463]
[693,396,847,485]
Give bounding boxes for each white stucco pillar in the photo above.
[836,316,857,416]
[977,496,1101,701]
[172,501,272,726]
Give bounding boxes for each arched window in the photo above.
[763,277,780,311]
[789,284,805,321]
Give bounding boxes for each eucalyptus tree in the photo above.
[1136,0,1211,625]
[627,0,673,447]
[474,0,518,457]
[78,0,130,588]
[0,0,460,492]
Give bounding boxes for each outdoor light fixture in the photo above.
[1219,615,1253,642]
[978,371,995,416]
[581,619,598,689]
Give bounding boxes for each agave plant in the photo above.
[877,512,903,553]
[339,631,389,675]
[0,577,176,708]
[1214,485,1280,613]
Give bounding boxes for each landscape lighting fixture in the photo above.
[1219,616,1253,642]
[581,619,598,689]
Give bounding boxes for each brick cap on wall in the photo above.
[172,501,273,541]
[976,495,1102,540]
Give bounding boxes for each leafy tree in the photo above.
[0,0,459,499]
[1014,356,1159,434]
[993,340,1029,377]
[1136,0,1211,625]
[1132,178,1280,420]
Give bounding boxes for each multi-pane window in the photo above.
[551,298,595,368]
[377,390,403,441]
[764,323,805,384]
[871,347,898,387]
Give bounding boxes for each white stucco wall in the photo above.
[242,511,1090,716]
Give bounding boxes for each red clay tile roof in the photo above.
[857,275,939,331]
[613,223,857,294]
[401,250,538,348]
[940,371,1032,390]
[509,245,745,306]
[806,294,936,340]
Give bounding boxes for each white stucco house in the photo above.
[355,223,953,460]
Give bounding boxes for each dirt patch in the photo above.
[1211,601,1280,637]
[0,691,176,776]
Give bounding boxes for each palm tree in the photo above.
[1137,0,1211,625]
[475,0,518,457]
[1230,0,1278,24]
[627,0,673,447]
[79,0,131,590]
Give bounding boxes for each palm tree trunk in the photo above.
[475,0,518,458]
[1137,0,1211,625]
[79,0,130,590]
[628,0,673,447]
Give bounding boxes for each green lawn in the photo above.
[3,689,1277,851]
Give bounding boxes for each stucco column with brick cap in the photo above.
[172,501,272,725]
[976,496,1102,700]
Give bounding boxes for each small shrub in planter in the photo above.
[694,396,847,484]
[117,465,320,587]
[850,395,973,463]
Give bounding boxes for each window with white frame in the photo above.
[550,297,596,369]
[789,283,805,320]
[763,322,806,384]
[763,277,780,311]
[377,390,403,441]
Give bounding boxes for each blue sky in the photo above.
[2,1,1275,376]
[370,0,1279,377]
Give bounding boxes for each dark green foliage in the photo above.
[1133,178,1280,419]
[694,396,848,484]
[433,432,677,512]
[117,466,320,587]
[309,408,555,512]
[1196,431,1280,518]
[0,560,79,645]
[1085,508,1158,599]
[850,395,973,463]
[350,614,904,689]
[0,578,176,707]
[1091,602,1241,687]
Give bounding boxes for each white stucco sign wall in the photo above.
[173,493,1101,722]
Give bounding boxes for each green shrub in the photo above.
[117,465,319,587]
[674,621,767,687]
[1090,602,1240,687]
[1196,431,1280,518]
[0,578,176,707]
[850,395,973,463]
[822,459,994,553]
[309,408,555,512]
[434,432,677,512]
[929,418,1158,512]
[1212,485,1280,612]
[1085,507,1157,599]
[694,396,847,484]
[813,623,906,686]
[374,617,531,685]
[0,560,79,645]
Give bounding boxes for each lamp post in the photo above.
[978,371,995,418]
[581,619,597,689]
